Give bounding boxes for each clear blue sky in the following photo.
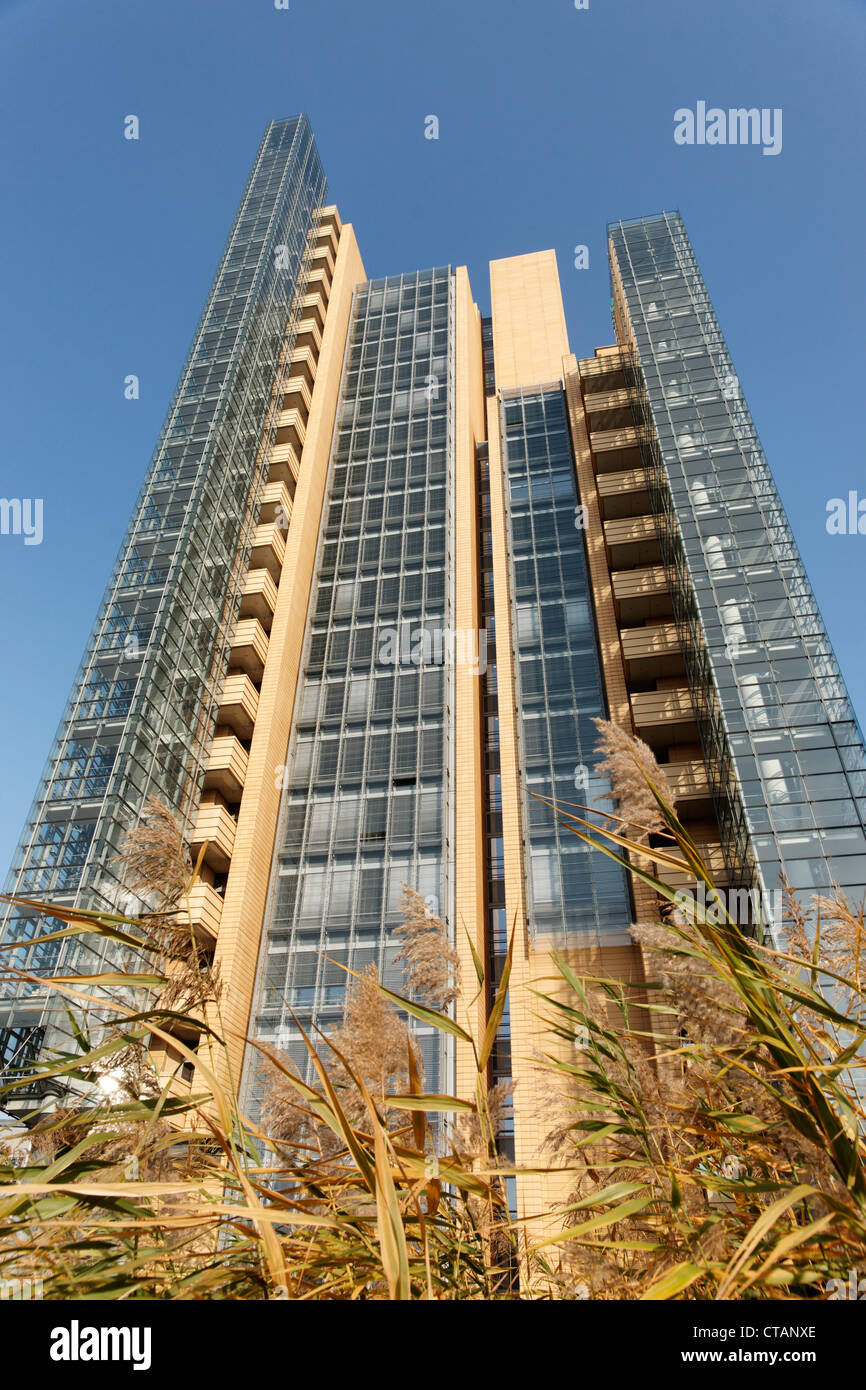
[0,0,864,872]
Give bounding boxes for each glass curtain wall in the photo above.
[244,268,457,1112]
[1,117,327,1074]
[610,212,866,922]
[500,385,633,946]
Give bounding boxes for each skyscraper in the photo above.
[3,124,865,1223]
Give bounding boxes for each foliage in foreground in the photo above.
[531,728,866,1298]
[0,743,865,1299]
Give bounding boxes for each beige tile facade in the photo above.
[453,267,488,1097]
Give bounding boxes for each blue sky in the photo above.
[0,0,864,870]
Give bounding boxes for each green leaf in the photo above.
[479,918,516,1070]
[371,981,474,1045]
[384,1094,476,1113]
[641,1262,704,1300]
[464,925,485,987]
[534,1195,653,1249]
[707,1111,768,1134]
[356,1077,411,1301]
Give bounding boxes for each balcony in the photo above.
[171,878,224,948]
[591,424,642,474]
[591,425,640,453]
[578,352,625,394]
[203,735,249,802]
[316,203,341,236]
[596,468,650,522]
[310,241,336,279]
[661,759,711,805]
[240,568,278,629]
[305,264,333,302]
[630,687,698,746]
[659,842,729,890]
[281,374,312,419]
[294,316,322,356]
[152,954,215,1045]
[259,478,293,524]
[287,346,316,392]
[151,1035,199,1091]
[190,802,237,874]
[269,441,302,488]
[274,407,307,457]
[621,622,683,681]
[250,522,286,583]
[229,617,269,682]
[604,514,660,568]
[315,220,340,258]
[583,387,632,431]
[300,290,327,331]
[597,473,651,522]
[612,564,672,625]
[612,565,668,601]
[217,672,259,739]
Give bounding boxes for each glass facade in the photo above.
[0,118,327,1061]
[244,268,457,1109]
[500,385,633,946]
[610,212,866,921]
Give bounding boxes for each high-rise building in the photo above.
[3,123,865,1222]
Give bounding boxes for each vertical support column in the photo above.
[486,405,537,1215]
[488,251,575,1235]
[452,267,488,1099]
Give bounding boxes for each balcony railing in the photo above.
[250,522,286,583]
[217,672,259,739]
[190,802,237,873]
[620,622,681,662]
[295,316,323,356]
[658,842,729,888]
[269,441,302,486]
[584,387,631,413]
[229,618,269,681]
[604,514,657,547]
[286,345,316,391]
[596,467,647,497]
[171,878,224,948]
[661,759,711,802]
[240,568,278,629]
[203,735,249,802]
[612,565,668,600]
[274,407,307,456]
[631,686,696,729]
[591,425,640,454]
[578,350,624,383]
[281,374,312,419]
